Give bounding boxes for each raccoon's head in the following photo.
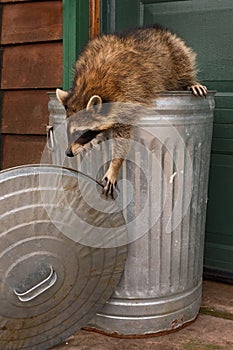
[56,89,115,157]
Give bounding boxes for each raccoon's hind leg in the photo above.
[188,83,208,97]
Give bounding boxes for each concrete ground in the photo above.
[52,281,233,350]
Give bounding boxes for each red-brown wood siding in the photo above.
[2,90,51,135]
[0,1,31,3]
[2,135,46,169]
[0,0,62,169]
[2,43,62,89]
[1,1,62,44]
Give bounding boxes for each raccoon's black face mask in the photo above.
[65,127,102,157]
[56,89,115,157]
[65,97,107,157]
[72,129,101,146]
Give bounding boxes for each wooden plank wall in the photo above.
[0,0,62,169]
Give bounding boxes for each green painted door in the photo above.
[62,0,233,280]
[62,0,89,90]
[101,0,233,280]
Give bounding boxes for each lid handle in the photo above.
[14,265,57,302]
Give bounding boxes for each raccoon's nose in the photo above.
[66,148,74,157]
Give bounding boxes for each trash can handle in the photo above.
[14,265,57,302]
[46,125,55,152]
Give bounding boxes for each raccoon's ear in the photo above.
[56,88,68,105]
[86,95,102,113]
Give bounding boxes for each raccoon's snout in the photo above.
[66,148,74,157]
[66,129,103,158]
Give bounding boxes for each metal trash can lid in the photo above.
[0,165,127,350]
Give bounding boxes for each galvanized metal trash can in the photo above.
[47,91,215,336]
[0,165,127,349]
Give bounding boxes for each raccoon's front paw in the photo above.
[101,169,119,199]
[189,84,208,97]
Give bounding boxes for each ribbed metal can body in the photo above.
[48,92,215,335]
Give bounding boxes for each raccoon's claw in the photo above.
[101,172,119,199]
[102,178,117,199]
[189,84,208,97]
[101,176,118,199]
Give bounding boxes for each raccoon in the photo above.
[56,25,207,197]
